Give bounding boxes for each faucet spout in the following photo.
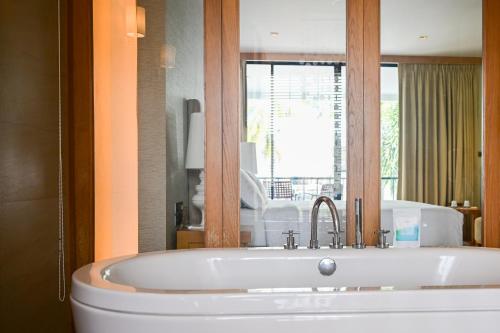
[309,196,342,249]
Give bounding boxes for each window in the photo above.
[245,62,347,200]
[380,65,399,200]
[245,62,399,201]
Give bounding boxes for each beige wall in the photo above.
[93,0,139,260]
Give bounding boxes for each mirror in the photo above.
[137,0,205,251]
[239,0,347,247]
[380,0,483,247]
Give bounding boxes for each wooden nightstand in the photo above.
[452,206,481,245]
[177,229,252,249]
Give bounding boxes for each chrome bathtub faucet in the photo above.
[282,230,299,250]
[376,229,390,249]
[352,197,366,249]
[309,196,343,249]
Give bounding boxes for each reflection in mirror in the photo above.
[137,0,204,251]
[380,0,482,247]
[239,0,347,247]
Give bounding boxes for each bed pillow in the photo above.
[244,171,268,203]
[240,169,266,210]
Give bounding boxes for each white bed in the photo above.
[240,200,463,247]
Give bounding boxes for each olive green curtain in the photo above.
[397,64,482,206]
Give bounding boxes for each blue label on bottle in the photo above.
[396,225,419,241]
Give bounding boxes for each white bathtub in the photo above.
[71,247,500,333]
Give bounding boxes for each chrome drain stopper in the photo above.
[318,257,337,276]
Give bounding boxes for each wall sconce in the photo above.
[136,6,146,38]
[127,6,146,38]
[161,44,176,69]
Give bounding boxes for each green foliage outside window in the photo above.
[380,100,399,198]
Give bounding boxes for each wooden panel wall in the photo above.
[346,0,380,246]
[483,0,500,248]
[204,0,240,247]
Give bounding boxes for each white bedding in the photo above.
[240,200,463,247]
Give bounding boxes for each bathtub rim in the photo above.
[71,247,500,316]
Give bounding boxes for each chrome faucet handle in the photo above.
[328,230,344,249]
[376,229,390,249]
[283,230,299,250]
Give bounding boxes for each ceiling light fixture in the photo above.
[418,35,429,40]
[270,32,280,37]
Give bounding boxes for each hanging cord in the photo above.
[57,0,66,303]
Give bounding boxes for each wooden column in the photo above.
[346,0,365,245]
[483,0,500,248]
[204,0,240,247]
[362,0,381,246]
[347,0,380,246]
[204,0,224,247]
[67,0,95,269]
[221,0,241,248]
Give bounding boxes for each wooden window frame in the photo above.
[206,0,382,246]
[208,0,500,248]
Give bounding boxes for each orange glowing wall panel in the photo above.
[93,0,139,260]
